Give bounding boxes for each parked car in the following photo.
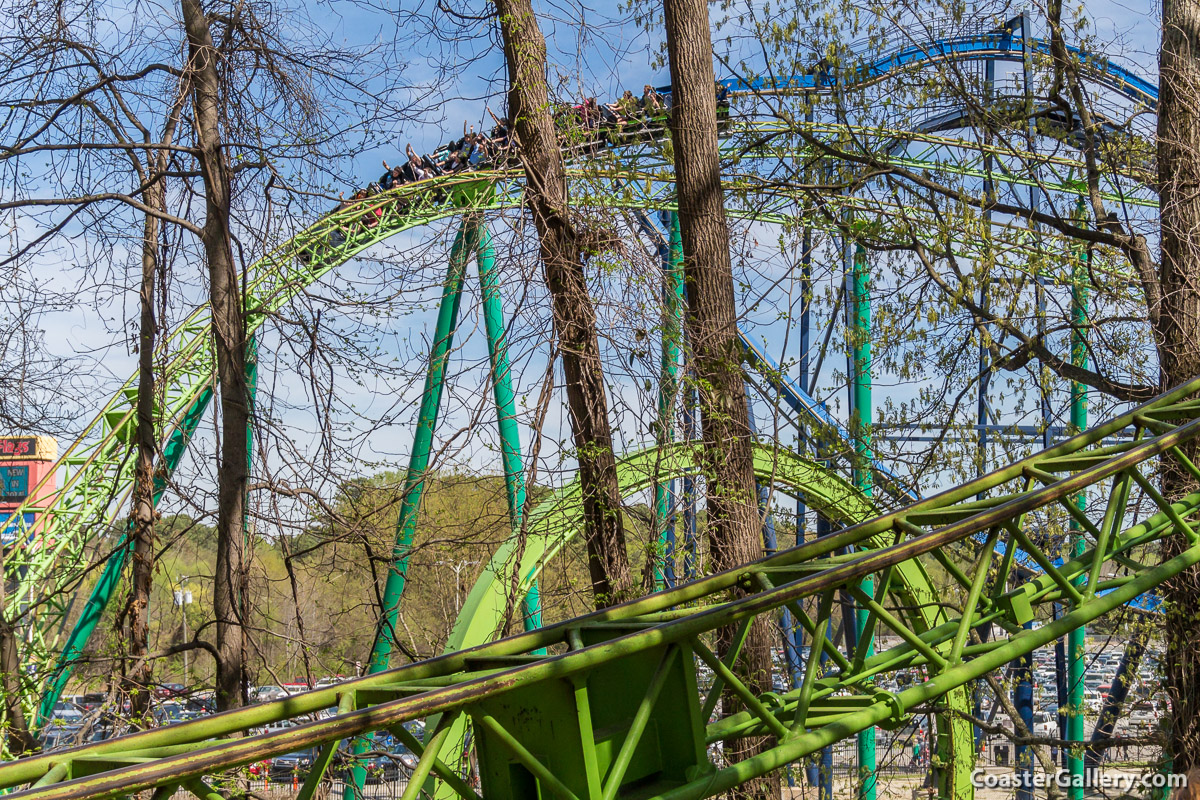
[336,736,417,785]
[48,701,82,724]
[76,693,106,712]
[39,725,83,752]
[268,747,323,782]
[185,693,215,715]
[153,701,189,726]
[39,721,111,752]
[251,685,287,703]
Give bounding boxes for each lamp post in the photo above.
[173,576,193,688]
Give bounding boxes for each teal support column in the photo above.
[368,226,469,664]
[848,240,877,800]
[241,335,257,642]
[36,386,215,727]
[521,572,542,631]
[346,221,471,800]
[365,223,470,671]
[244,334,258,480]
[654,213,685,589]
[474,221,539,632]
[39,332,259,726]
[1067,199,1089,800]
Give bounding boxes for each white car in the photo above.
[251,685,287,703]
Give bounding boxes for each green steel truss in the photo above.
[3,379,1199,799]
[0,115,1158,789]
[1,123,1136,701]
[1,120,1151,628]
[435,441,966,798]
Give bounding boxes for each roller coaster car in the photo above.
[470,623,710,800]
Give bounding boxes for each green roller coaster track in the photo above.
[1,119,1154,698]
[434,442,967,799]
[3,133,1142,722]
[1,380,1197,799]
[0,28,1167,799]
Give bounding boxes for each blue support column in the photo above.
[1055,606,1069,768]
[795,135,815,791]
[1016,17,1039,796]
[1015,642,1035,800]
[747,389,803,784]
[973,54,996,759]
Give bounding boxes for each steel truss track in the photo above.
[3,115,1146,718]
[3,379,1199,799]
[720,32,1157,110]
[0,33,1164,799]
[436,441,969,798]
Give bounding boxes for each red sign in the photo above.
[0,438,36,458]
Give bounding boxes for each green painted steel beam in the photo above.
[34,383,216,728]
[430,440,953,799]
[848,240,878,800]
[654,212,684,589]
[3,391,1200,799]
[12,365,1199,800]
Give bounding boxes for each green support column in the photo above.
[848,241,877,800]
[1067,199,1089,800]
[365,224,470,673]
[654,213,685,589]
[39,333,259,726]
[474,221,539,631]
[241,335,257,633]
[346,221,472,800]
[36,386,216,727]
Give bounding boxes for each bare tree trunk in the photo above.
[122,177,165,723]
[121,89,184,724]
[181,0,248,711]
[1159,0,1200,771]
[661,1,775,796]
[0,576,35,754]
[493,0,633,608]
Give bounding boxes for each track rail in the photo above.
[5,124,1141,696]
[2,377,1197,798]
[0,35,1162,792]
[720,34,1157,109]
